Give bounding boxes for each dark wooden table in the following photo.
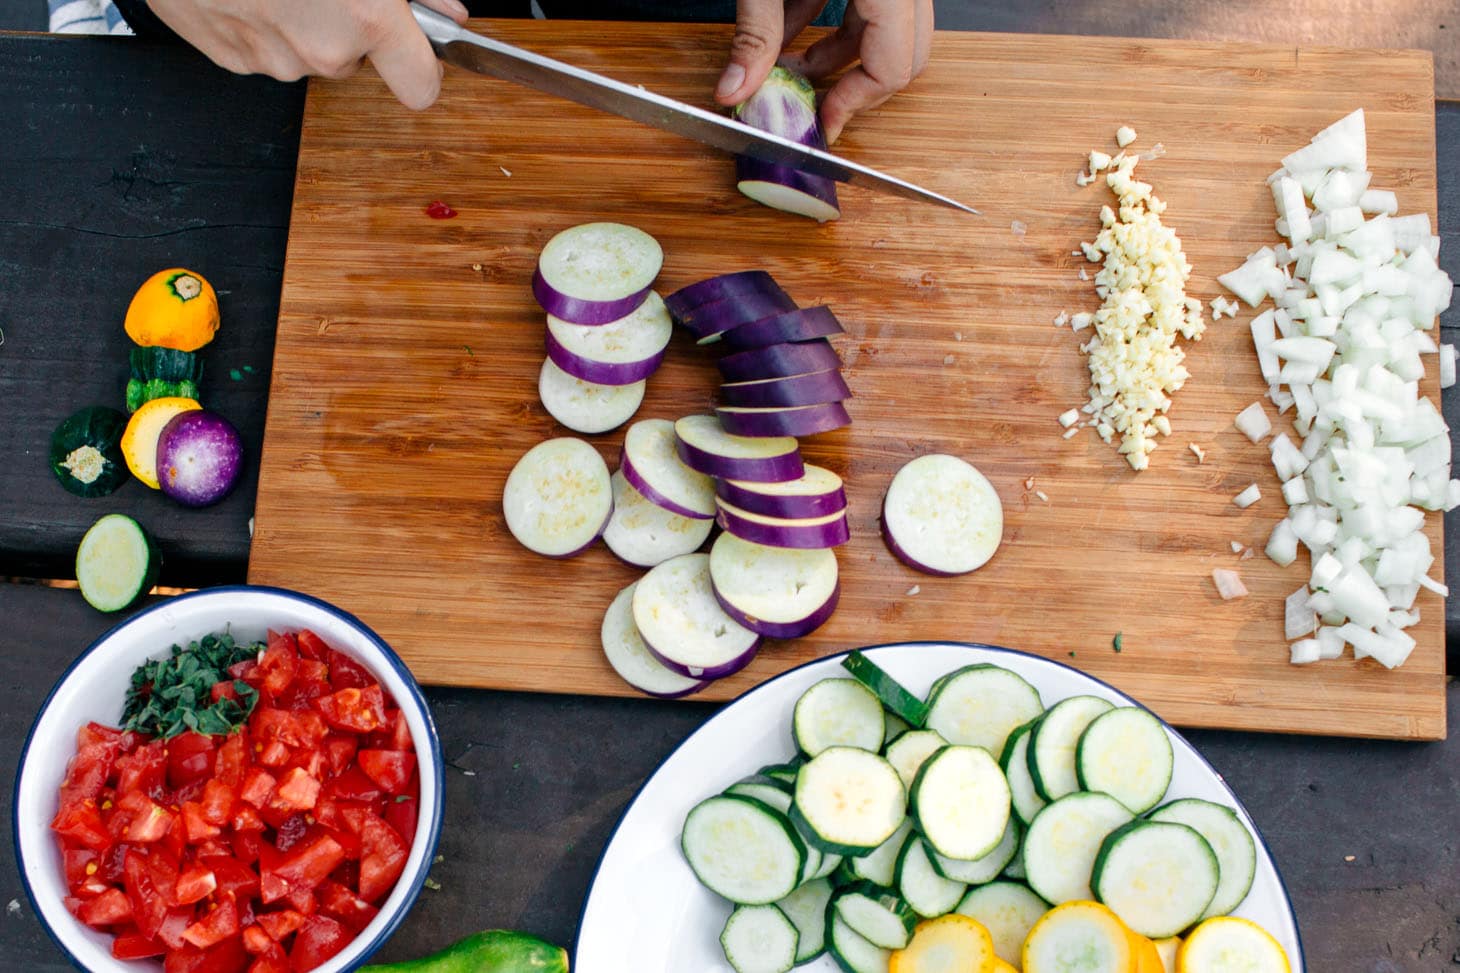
[1,15,1458,972]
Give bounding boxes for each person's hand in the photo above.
[715,0,933,144]
[146,0,470,110]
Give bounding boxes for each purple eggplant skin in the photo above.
[733,66,823,146]
[665,271,789,322]
[720,306,844,352]
[716,401,852,439]
[732,66,841,221]
[719,369,852,409]
[155,410,244,507]
[718,339,844,383]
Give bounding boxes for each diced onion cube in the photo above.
[1233,402,1272,443]
[1232,484,1261,508]
[1285,586,1316,639]
[1212,569,1248,600]
[1289,639,1321,665]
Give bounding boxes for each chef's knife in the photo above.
[409,3,976,214]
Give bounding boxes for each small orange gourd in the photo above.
[124,268,220,352]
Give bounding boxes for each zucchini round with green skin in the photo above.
[884,729,948,791]
[75,513,160,612]
[924,664,1044,764]
[50,406,129,497]
[1148,798,1258,920]
[681,794,806,905]
[849,818,912,887]
[894,837,966,918]
[910,745,1010,862]
[841,651,929,727]
[793,678,885,756]
[826,913,891,973]
[1022,791,1134,906]
[791,746,905,855]
[832,883,918,950]
[126,346,203,413]
[955,881,1050,969]
[999,721,1047,827]
[720,903,800,973]
[725,781,793,814]
[1178,916,1292,972]
[357,930,568,973]
[1092,820,1219,939]
[1027,694,1115,802]
[1075,706,1174,814]
[931,818,1021,885]
[774,878,833,964]
[883,712,910,748]
[757,761,803,787]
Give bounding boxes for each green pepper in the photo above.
[359,931,568,973]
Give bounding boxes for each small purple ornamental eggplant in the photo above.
[155,410,244,507]
[733,67,841,222]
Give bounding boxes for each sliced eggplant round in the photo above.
[716,464,847,520]
[533,222,662,325]
[720,306,844,351]
[502,437,613,558]
[665,270,788,322]
[717,402,851,438]
[537,358,645,434]
[736,159,842,224]
[602,470,714,568]
[632,553,761,679]
[882,454,1004,576]
[601,581,709,698]
[719,369,852,409]
[543,290,673,385]
[718,340,842,383]
[717,498,850,550]
[709,532,840,639]
[674,414,803,483]
[50,406,129,498]
[620,418,716,519]
[680,290,801,345]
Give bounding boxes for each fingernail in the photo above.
[716,62,746,101]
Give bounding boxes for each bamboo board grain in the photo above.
[249,20,1447,739]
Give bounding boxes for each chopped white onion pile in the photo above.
[1213,568,1249,600]
[1217,109,1456,670]
[1232,484,1262,508]
[1233,402,1272,443]
[1062,128,1206,470]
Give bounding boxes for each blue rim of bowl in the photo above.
[571,640,1307,971]
[11,584,445,973]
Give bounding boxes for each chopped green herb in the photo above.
[512,761,521,770]
[423,878,442,891]
[1112,632,1123,653]
[463,345,474,356]
[1068,651,1076,658]
[122,632,262,738]
[242,365,255,374]
[229,368,243,381]
[394,795,412,803]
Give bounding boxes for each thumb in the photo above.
[715,0,786,105]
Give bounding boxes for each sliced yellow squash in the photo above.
[1022,900,1135,973]
[121,396,200,489]
[1177,917,1289,973]
[1152,937,1181,972]
[1129,931,1165,973]
[991,959,1020,973]
[890,914,998,973]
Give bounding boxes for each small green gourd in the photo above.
[50,406,129,497]
[125,346,204,413]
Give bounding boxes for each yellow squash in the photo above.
[890,914,998,973]
[121,397,201,489]
[124,268,220,351]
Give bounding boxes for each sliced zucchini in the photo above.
[1177,916,1291,972]
[924,664,1044,758]
[895,838,966,919]
[827,913,892,973]
[1021,900,1134,973]
[50,406,129,498]
[887,913,996,973]
[885,729,948,790]
[792,747,906,855]
[932,818,1021,885]
[910,745,1010,862]
[842,651,929,726]
[1027,695,1115,801]
[850,818,913,887]
[682,795,806,905]
[726,781,794,814]
[1001,852,1026,881]
[1000,721,1047,826]
[832,882,918,950]
[794,678,885,756]
[883,712,911,748]
[1075,706,1174,814]
[810,852,843,882]
[1022,791,1133,905]
[1092,820,1218,939]
[1148,799,1258,920]
[757,761,803,788]
[721,903,799,973]
[75,514,161,613]
[955,881,1050,970]
[774,878,833,964]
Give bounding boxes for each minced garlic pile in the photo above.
[1064,129,1205,470]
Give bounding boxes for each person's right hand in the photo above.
[146,0,469,110]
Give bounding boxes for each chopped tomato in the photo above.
[231,803,266,834]
[200,855,261,900]
[51,799,112,850]
[239,768,277,809]
[385,710,413,753]
[255,908,306,941]
[283,886,317,916]
[256,740,291,769]
[248,944,291,973]
[164,935,249,973]
[357,750,415,795]
[123,851,174,941]
[115,741,168,799]
[242,924,274,955]
[175,863,219,905]
[273,768,321,811]
[321,767,382,804]
[316,879,379,933]
[214,730,252,788]
[211,680,243,705]
[182,892,241,949]
[62,846,101,891]
[258,633,299,698]
[384,794,419,847]
[324,650,372,691]
[77,887,133,927]
[182,801,222,843]
[201,778,236,826]
[254,708,328,750]
[119,791,176,844]
[60,744,116,808]
[259,832,346,904]
[312,685,387,734]
[113,931,167,959]
[289,915,350,971]
[168,732,219,790]
[295,630,330,662]
[358,817,409,903]
[157,907,195,951]
[320,735,358,777]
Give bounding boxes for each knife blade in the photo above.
[409,3,976,214]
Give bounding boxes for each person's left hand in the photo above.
[715,0,933,144]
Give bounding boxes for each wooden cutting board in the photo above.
[249,20,1446,739]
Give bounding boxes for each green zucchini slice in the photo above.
[50,406,129,497]
[75,514,160,612]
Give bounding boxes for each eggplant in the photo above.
[155,409,244,507]
[732,67,841,222]
[673,414,803,483]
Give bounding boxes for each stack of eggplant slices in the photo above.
[508,222,1004,698]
